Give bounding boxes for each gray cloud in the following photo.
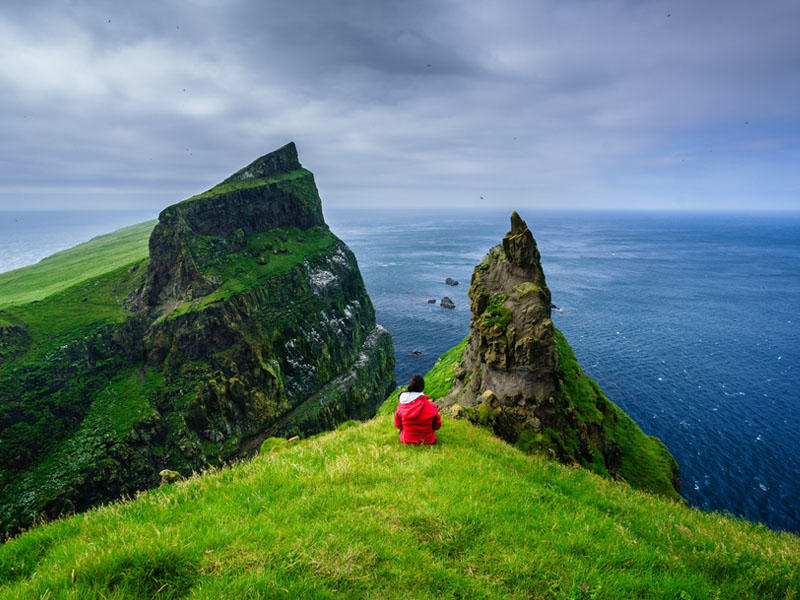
[0,0,798,211]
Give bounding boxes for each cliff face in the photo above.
[0,143,395,535]
[439,213,681,499]
[141,143,325,308]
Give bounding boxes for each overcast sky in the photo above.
[1,0,799,212]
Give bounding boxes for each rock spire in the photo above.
[439,212,681,498]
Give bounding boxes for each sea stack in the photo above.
[441,211,558,423]
[440,212,681,499]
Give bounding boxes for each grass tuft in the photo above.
[79,546,200,599]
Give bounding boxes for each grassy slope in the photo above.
[0,261,147,364]
[171,225,337,318]
[551,328,681,500]
[388,332,680,501]
[1,362,797,599]
[378,337,468,415]
[1,368,162,519]
[0,220,155,310]
[0,225,155,511]
[180,168,313,204]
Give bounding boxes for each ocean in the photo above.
[0,210,158,273]
[1,209,798,534]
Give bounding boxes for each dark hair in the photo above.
[407,374,425,393]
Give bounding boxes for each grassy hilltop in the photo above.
[0,351,797,599]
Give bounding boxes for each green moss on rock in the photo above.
[259,437,288,455]
[480,294,512,332]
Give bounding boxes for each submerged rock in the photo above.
[445,277,459,286]
[427,298,436,304]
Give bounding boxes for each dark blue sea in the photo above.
[1,209,798,534]
[326,209,800,535]
[0,211,157,273]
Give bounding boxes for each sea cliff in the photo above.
[0,143,395,536]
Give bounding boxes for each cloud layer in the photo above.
[1,0,798,211]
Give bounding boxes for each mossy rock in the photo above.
[512,281,545,301]
[445,404,468,419]
[479,294,512,332]
[159,469,183,485]
[475,401,501,426]
[259,437,288,455]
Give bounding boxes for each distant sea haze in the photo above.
[2,209,799,534]
[0,210,157,274]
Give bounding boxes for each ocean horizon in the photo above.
[1,208,798,534]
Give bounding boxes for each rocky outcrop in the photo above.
[0,143,396,536]
[439,212,681,499]
[444,212,557,405]
[440,297,455,309]
[220,141,303,184]
[140,142,325,308]
[0,325,29,361]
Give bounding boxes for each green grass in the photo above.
[0,260,149,475]
[88,370,158,435]
[170,226,338,318]
[552,328,681,500]
[0,226,152,488]
[0,220,155,310]
[1,409,796,598]
[0,368,161,527]
[0,259,146,359]
[378,337,468,416]
[384,329,680,501]
[181,168,313,203]
[0,303,797,598]
[480,294,513,332]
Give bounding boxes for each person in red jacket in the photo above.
[394,374,441,445]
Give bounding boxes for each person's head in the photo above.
[407,374,425,393]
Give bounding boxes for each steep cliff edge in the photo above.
[0,143,395,536]
[437,212,681,499]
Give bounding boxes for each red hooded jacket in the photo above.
[394,392,441,445]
